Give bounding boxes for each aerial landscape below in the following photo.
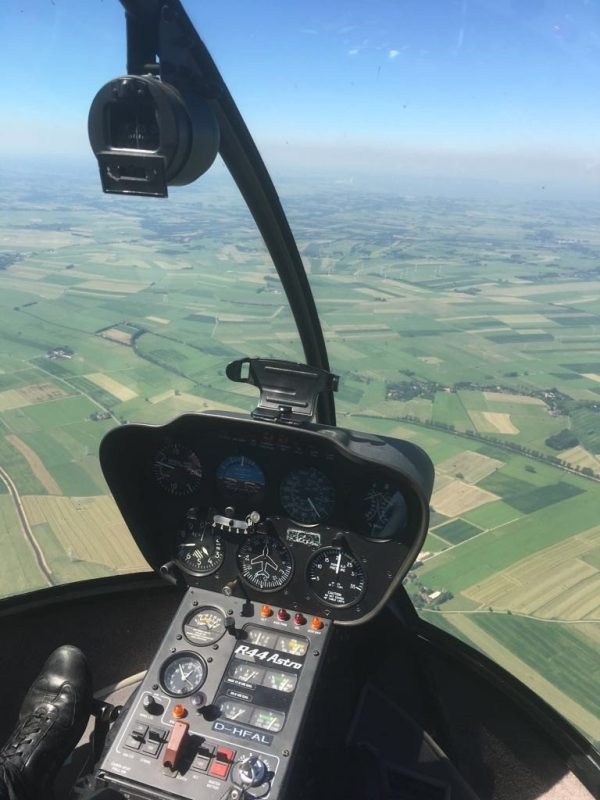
[0,163,599,746]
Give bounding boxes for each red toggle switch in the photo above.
[277,608,289,621]
[163,720,189,771]
[294,613,306,626]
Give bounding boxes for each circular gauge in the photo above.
[280,467,335,525]
[307,547,366,608]
[237,534,294,592]
[183,607,226,646]
[153,442,203,496]
[362,480,408,539]
[217,456,266,497]
[160,652,206,697]
[175,525,225,576]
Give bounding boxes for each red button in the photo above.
[294,613,306,626]
[208,760,230,779]
[208,747,235,779]
[216,746,235,763]
[277,608,289,621]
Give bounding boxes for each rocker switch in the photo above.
[163,720,189,771]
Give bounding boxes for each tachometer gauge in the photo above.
[183,607,226,646]
[153,442,203,496]
[307,547,366,607]
[175,526,225,576]
[160,653,206,697]
[217,455,265,497]
[280,467,335,525]
[237,534,294,591]
[362,480,408,539]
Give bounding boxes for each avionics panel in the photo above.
[100,412,433,624]
[90,587,331,800]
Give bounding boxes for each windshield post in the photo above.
[119,0,336,425]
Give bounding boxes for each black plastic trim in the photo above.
[0,571,175,619]
[416,616,600,797]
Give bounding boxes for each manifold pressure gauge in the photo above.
[307,547,366,607]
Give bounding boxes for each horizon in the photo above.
[2,0,599,192]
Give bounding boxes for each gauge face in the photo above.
[153,442,203,496]
[307,547,366,607]
[230,664,265,685]
[217,455,266,497]
[280,467,335,525]
[263,670,297,693]
[160,653,206,697]
[363,480,408,538]
[183,607,226,646]
[175,526,225,576]
[219,699,253,724]
[237,534,294,591]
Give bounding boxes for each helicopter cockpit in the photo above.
[0,2,598,800]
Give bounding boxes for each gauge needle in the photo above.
[229,709,244,720]
[335,552,342,574]
[308,497,319,516]
[156,461,175,470]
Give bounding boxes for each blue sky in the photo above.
[2,0,600,185]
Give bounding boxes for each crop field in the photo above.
[435,450,503,483]
[430,479,499,516]
[23,495,148,575]
[1,167,600,743]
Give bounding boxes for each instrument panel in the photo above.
[100,411,434,624]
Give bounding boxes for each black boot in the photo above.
[0,645,92,800]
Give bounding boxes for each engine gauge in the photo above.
[175,525,225,576]
[183,607,226,646]
[362,480,408,539]
[280,467,335,525]
[217,455,266,497]
[307,547,366,608]
[160,652,206,697]
[237,534,294,592]
[219,699,253,724]
[153,442,203,496]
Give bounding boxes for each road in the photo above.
[0,466,54,586]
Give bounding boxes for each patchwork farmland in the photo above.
[1,165,599,743]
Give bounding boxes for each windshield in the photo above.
[2,0,599,750]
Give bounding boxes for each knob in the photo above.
[238,756,268,787]
[225,617,241,639]
[143,694,162,715]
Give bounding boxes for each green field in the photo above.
[436,519,482,545]
[1,167,600,744]
[471,615,600,721]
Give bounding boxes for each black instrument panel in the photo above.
[100,411,434,624]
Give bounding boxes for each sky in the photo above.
[1,0,600,187]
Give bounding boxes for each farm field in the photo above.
[1,165,600,744]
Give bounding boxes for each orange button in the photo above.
[172,704,187,719]
[260,604,272,618]
[311,616,324,630]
